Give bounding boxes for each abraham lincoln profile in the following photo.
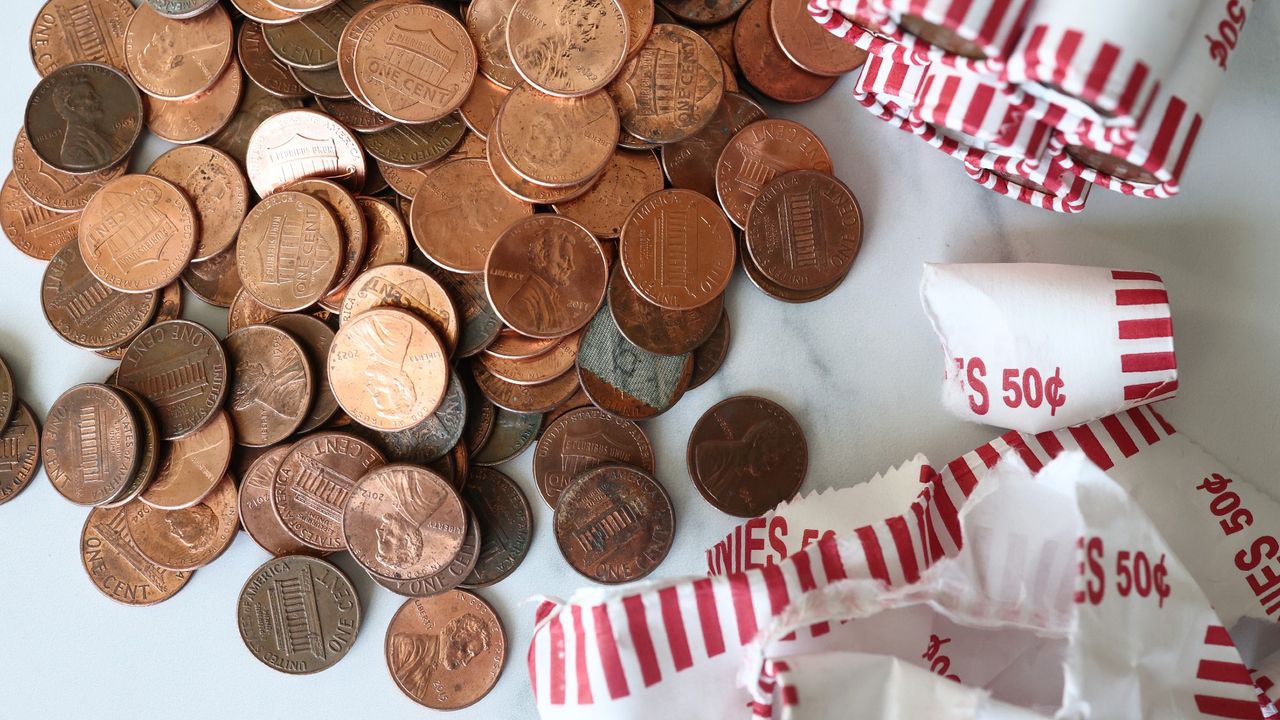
[374,469,455,570]
[388,613,492,691]
[505,232,575,329]
[350,314,420,419]
[516,0,607,86]
[693,421,787,499]
[164,504,215,551]
[51,76,112,169]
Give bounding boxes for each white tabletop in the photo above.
[2,2,1278,718]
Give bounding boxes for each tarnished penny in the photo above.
[1067,144,1162,185]
[146,0,220,19]
[126,473,238,571]
[472,363,580,414]
[378,160,428,199]
[245,108,366,196]
[534,406,653,509]
[124,3,233,100]
[344,464,466,580]
[410,157,533,274]
[496,85,619,188]
[577,306,693,419]
[716,118,833,227]
[486,114,598,204]
[11,128,124,212]
[117,320,229,439]
[272,431,385,552]
[419,263,502,358]
[370,510,480,596]
[694,18,738,74]
[735,0,836,103]
[339,264,459,356]
[746,170,863,291]
[208,83,305,165]
[262,0,372,70]
[24,61,142,173]
[233,0,303,26]
[688,309,730,389]
[43,383,139,506]
[41,241,158,351]
[472,407,540,466]
[147,145,249,261]
[360,372,467,464]
[238,555,361,673]
[458,77,508,140]
[661,92,767,199]
[139,411,234,509]
[465,0,521,88]
[687,395,807,516]
[609,24,724,143]
[484,329,556,360]
[479,330,582,386]
[329,307,449,431]
[609,267,723,355]
[507,0,629,97]
[77,174,196,293]
[461,467,531,586]
[29,0,132,76]
[554,463,674,583]
[769,0,867,76]
[81,505,192,605]
[182,246,242,307]
[0,403,41,505]
[225,325,314,446]
[142,58,244,144]
[553,149,663,239]
[353,4,476,123]
[485,215,607,338]
[236,190,344,311]
[385,591,506,709]
[0,360,12,442]
[317,97,396,133]
[463,383,497,453]
[619,188,735,309]
[0,172,79,260]
[238,445,316,557]
[290,64,350,98]
[659,0,747,25]
[287,178,367,299]
[267,314,340,433]
[239,21,308,96]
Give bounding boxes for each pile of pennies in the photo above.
[6,0,865,709]
[0,356,41,506]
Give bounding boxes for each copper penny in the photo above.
[232,0,303,25]
[485,215,607,338]
[335,0,409,106]
[896,14,988,58]
[479,330,582,385]
[458,76,509,140]
[146,0,220,19]
[608,267,723,354]
[385,591,506,709]
[484,329,557,360]
[1067,145,1162,185]
[239,21,308,96]
[237,190,344,311]
[533,406,653,509]
[472,407,540,466]
[485,114,598,204]
[81,505,192,605]
[344,464,466,580]
[29,0,132,76]
[238,445,316,557]
[237,555,361,673]
[687,395,806,516]
[338,264,460,356]
[40,240,158,351]
[694,19,738,74]
[659,0,747,24]
[661,92,767,199]
[126,473,238,571]
[735,0,836,103]
[117,319,229,439]
[43,383,139,506]
[267,314,341,433]
[11,128,124,213]
[225,324,314,446]
[745,170,863,291]
[421,262,503,357]
[77,174,196,293]
[553,149,664,239]
[124,3,233,100]
[619,188,735,309]
[506,0,629,97]
[619,0,656,55]
[182,246,242,307]
[24,61,142,173]
[609,24,724,143]
[461,467,531,586]
[1,172,79,260]
[716,118,833,227]
[359,371,467,465]
[272,431,385,552]
[465,0,520,88]
[262,0,371,71]
[147,145,249,261]
[0,359,13,439]
[741,239,843,302]
[370,510,480,596]
[554,463,674,583]
[323,195,411,309]
[245,108,366,196]
[688,309,730,389]
[472,363,580,414]
[139,411,234,509]
[328,307,449,431]
[269,0,343,12]
[576,306,693,419]
[539,385,593,434]
[410,157,533,274]
[316,97,395,133]
[353,4,476,123]
[97,387,160,509]
[0,403,41,506]
[287,178,368,299]
[291,64,351,99]
[378,160,429,199]
[769,0,867,76]
[228,287,282,333]
[362,114,465,169]
[463,382,497,453]
[721,55,742,93]
[495,85,619,188]
[208,83,305,166]
[142,58,244,144]
[618,126,658,150]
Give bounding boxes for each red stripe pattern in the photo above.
[1110,270,1178,406]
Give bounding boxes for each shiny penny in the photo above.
[353,4,476,123]
[139,410,234,509]
[462,467,531,586]
[77,174,196,293]
[472,407,541,466]
[422,262,503,358]
[328,307,449,431]
[267,313,341,433]
[741,239,844,302]
[496,85,619,188]
[286,178,367,301]
[553,149,664,239]
[142,58,244,145]
[687,395,807,516]
[147,145,249,261]
[0,403,41,506]
[554,464,674,583]
[11,128,124,212]
[339,264,459,356]
[735,0,836,103]
[182,246,242,307]
[716,118,833,227]
[272,431,385,552]
[124,3,233,100]
[506,0,629,97]
[324,195,411,310]
[238,21,308,97]
[688,309,731,389]
[466,0,521,88]
[81,505,191,605]
[662,92,767,199]
[0,172,79,260]
[471,363,580,414]
[410,157,533,274]
[24,61,141,173]
[608,267,723,355]
[576,306,693,419]
[534,406,653,508]
[609,24,724,143]
[40,239,158,351]
[43,383,139,506]
[746,170,863,291]
[335,0,409,106]
[479,330,582,386]
[236,190,344,311]
[385,591,506,709]
[619,188,735,309]
[361,372,467,465]
[245,108,366,196]
[344,463,467,580]
[237,445,316,557]
[117,319,229,439]
[29,0,132,76]
[485,215,607,338]
[225,324,314,446]
[770,0,868,76]
[237,555,361,673]
[126,473,238,571]
[459,76,509,140]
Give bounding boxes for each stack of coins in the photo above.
[0,356,41,507]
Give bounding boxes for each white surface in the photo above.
[1,3,1278,719]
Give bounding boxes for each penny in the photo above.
[100,386,162,508]
[225,325,314,446]
[291,66,350,100]
[659,0,748,25]
[410,158,533,274]
[486,114,598,204]
[208,83,305,165]
[746,170,863,291]
[29,0,132,76]
[458,76,509,140]
[338,264,459,356]
[741,239,844,302]
[472,407,540,466]
[0,359,13,441]
[266,314,340,433]
[182,246,242,307]
[147,0,220,19]
[81,505,192,605]
[619,188,735,309]
[370,511,480,596]
[238,555,361,674]
[688,309,730,389]
[769,0,867,76]
[577,306,694,419]
[24,61,142,173]
[479,330,582,386]
[232,0,303,25]
[353,4,476,123]
[125,3,233,100]
[323,195,410,308]
[361,372,467,464]
[344,464,466,580]
[77,174,197,293]
[378,161,429,199]
[385,591,506,709]
[143,58,244,144]
[239,21,308,97]
[139,411,234,509]
[287,178,367,299]
[507,0,628,97]
[1,171,80,260]
[43,383,139,506]
[533,406,653,508]
[619,0,656,55]
[329,307,449,431]
[896,14,988,59]
[272,431,385,551]
[485,215,608,338]
[496,85,619,188]
[126,473,238,571]
[334,0,407,105]
[147,145,249,261]
[316,97,395,133]
[237,190,344,311]
[245,108,366,196]
[721,55,742,93]
[462,383,497,453]
[1067,144,1162,185]
[484,329,557,361]
[465,0,521,88]
[553,149,664,239]
[654,3,678,22]
[422,262,502,358]
[238,445,317,557]
[362,115,465,169]
[460,467,531,586]
[608,266,723,354]
[262,0,372,71]
[687,395,806,516]
[539,385,593,434]
[228,288,281,333]
[472,363,580,414]
[0,403,41,506]
[554,463,674,583]
[735,0,836,103]
[41,241,158,351]
[609,24,724,143]
[716,118,833,227]
[11,128,124,213]
[117,320,229,439]
[694,19,738,75]
[269,0,343,12]
[661,92,767,199]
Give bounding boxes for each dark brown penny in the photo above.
[287,178,368,303]
[262,0,372,70]
[100,387,161,509]
[81,505,192,605]
[619,188,736,310]
[182,246,242,307]
[338,264,459,356]
[422,262,503,358]
[142,58,245,144]
[238,444,319,557]
[228,288,282,333]
[745,170,863,292]
[688,309,731,389]
[290,64,350,99]
[661,92,767,199]
[245,108,366,196]
[41,240,158,351]
[117,320,229,439]
[716,118,833,228]
[78,174,198,293]
[896,14,988,59]
[609,24,724,143]
[126,473,239,571]
[316,97,396,133]
[687,395,807,516]
[238,21,309,98]
[462,381,497,454]
[43,383,139,506]
[461,467,531,586]
[359,372,467,465]
[576,306,694,420]
[225,324,314,447]
[238,555,361,674]
[378,160,429,199]
[363,114,466,169]
[344,463,467,580]
[29,0,133,77]
[608,267,723,355]
[472,407,541,466]
[1067,144,1162,185]
[483,329,557,361]
[11,128,125,213]
[370,510,480,596]
[734,0,836,103]
[236,190,344,311]
[479,330,582,386]
[125,3,234,100]
[769,0,867,76]
[0,171,79,260]
[272,431,385,552]
[533,406,653,509]
[147,145,250,261]
[693,18,738,74]
[385,590,505,709]
[554,463,674,583]
[267,314,340,433]
[208,83,306,165]
[411,157,534,274]
[472,363,580,414]
[553,149,665,239]
[658,0,748,25]
[139,410,234,509]
[24,61,142,173]
[0,403,41,506]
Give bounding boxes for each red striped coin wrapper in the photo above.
[873,0,1034,74]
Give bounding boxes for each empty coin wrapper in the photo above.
[920,262,1176,434]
